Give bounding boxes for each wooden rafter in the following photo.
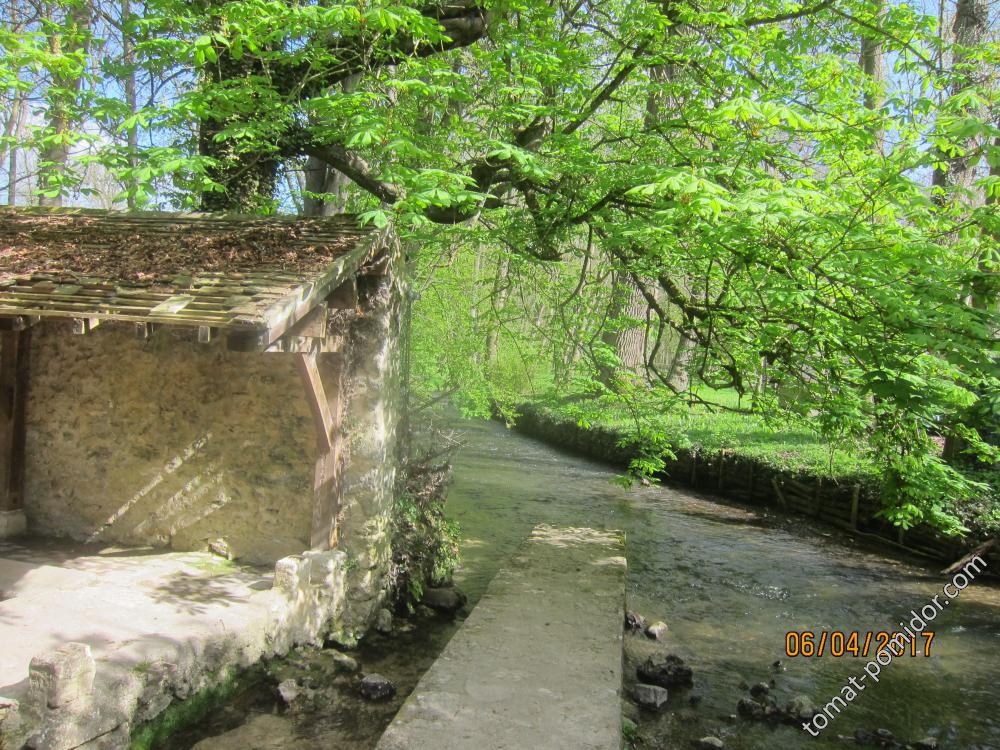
[0,209,388,353]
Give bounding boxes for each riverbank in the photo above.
[507,402,998,566]
[124,418,1000,750]
[446,418,1000,749]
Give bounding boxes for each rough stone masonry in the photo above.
[0,214,410,750]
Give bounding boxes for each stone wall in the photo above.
[334,239,408,639]
[15,236,407,624]
[23,324,317,565]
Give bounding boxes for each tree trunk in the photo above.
[616,283,647,372]
[859,0,886,150]
[3,96,23,206]
[301,74,361,216]
[932,0,988,197]
[122,0,138,209]
[934,0,989,462]
[198,19,279,213]
[483,254,510,365]
[665,331,695,391]
[38,1,91,207]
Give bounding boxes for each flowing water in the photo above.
[180,418,1000,749]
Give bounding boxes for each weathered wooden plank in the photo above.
[296,350,336,452]
[0,306,238,326]
[149,295,195,315]
[0,290,240,315]
[228,233,380,351]
[0,330,30,511]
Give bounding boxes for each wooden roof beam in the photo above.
[227,230,384,352]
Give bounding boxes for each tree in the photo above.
[2,0,998,531]
[37,0,92,206]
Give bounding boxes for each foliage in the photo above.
[389,462,460,610]
[541,390,878,481]
[3,0,998,532]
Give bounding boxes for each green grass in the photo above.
[537,391,878,481]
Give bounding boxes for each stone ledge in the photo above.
[0,547,356,750]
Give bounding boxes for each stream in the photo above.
[178,418,1000,750]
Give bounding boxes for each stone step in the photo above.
[377,525,627,750]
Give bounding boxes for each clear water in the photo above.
[180,418,1000,749]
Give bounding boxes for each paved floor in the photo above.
[0,538,273,703]
[376,525,627,750]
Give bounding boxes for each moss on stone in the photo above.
[129,666,264,750]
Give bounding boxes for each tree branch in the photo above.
[280,1,492,98]
[743,0,835,28]
[563,42,649,136]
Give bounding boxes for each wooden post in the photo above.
[296,350,345,550]
[850,485,861,530]
[0,330,30,512]
[771,477,787,509]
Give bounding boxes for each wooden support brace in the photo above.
[263,304,334,353]
[296,350,336,452]
[295,351,346,550]
[293,304,328,339]
[0,330,30,512]
[197,326,216,344]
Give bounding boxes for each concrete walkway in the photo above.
[377,525,627,750]
[0,538,348,749]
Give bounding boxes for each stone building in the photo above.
[0,208,407,748]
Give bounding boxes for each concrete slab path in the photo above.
[0,537,348,749]
[376,525,627,750]
[0,539,273,703]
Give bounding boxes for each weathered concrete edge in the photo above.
[377,524,628,750]
[0,550,353,750]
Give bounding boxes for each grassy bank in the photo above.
[535,392,877,480]
[517,393,999,539]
